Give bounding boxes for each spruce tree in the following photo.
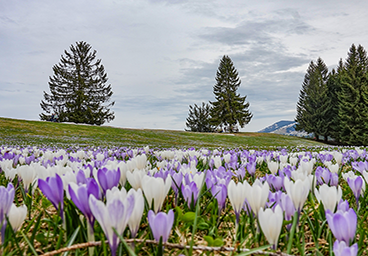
[295,58,330,140]
[210,55,252,132]
[40,41,115,125]
[325,67,341,142]
[185,102,214,132]
[337,44,368,145]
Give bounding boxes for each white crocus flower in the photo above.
[116,161,128,186]
[299,160,314,175]
[258,205,283,249]
[16,165,37,193]
[326,162,339,174]
[314,184,342,212]
[8,203,27,232]
[213,156,222,169]
[127,188,144,238]
[141,175,171,213]
[227,180,247,225]
[284,177,311,212]
[244,179,269,216]
[267,161,279,174]
[126,169,146,190]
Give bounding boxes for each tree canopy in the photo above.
[40,41,115,125]
[210,55,252,132]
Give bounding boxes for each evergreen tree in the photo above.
[325,66,341,143]
[40,41,115,125]
[337,44,368,145]
[210,55,252,132]
[295,58,330,140]
[185,102,214,132]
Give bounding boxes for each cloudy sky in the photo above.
[1,0,368,132]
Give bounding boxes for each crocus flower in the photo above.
[337,199,350,212]
[147,209,174,243]
[347,176,364,207]
[267,161,279,175]
[97,167,120,195]
[69,178,101,228]
[126,169,146,190]
[284,177,310,213]
[127,188,144,238]
[326,208,357,244]
[246,161,256,176]
[0,183,15,224]
[279,193,296,230]
[8,203,27,232]
[16,165,37,193]
[314,184,342,212]
[333,240,358,256]
[266,174,284,191]
[258,205,283,250]
[0,183,15,243]
[211,183,227,212]
[142,175,171,213]
[38,173,64,219]
[181,181,199,208]
[227,180,247,225]
[89,192,134,256]
[244,179,269,217]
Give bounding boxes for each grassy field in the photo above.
[0,117,325,148]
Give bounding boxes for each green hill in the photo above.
[0,117,325,148]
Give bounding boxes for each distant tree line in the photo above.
[186,55,252,133]
[296,44,368,146]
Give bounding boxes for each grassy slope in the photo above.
[0,117,325,148]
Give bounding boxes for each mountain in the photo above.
[258,120,312,137]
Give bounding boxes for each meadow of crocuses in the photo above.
[0,144,367,255]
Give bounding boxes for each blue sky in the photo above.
[1,0,368,132]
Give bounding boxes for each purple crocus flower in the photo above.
[0,183,15,243]
[266,174,284,191]
[326,208,357,244]
[0,183,15,224]
[69,178,101,228]
[347,176,364,207]
[76,170,88,184]
[333,240,358,256]
[38,173,64,219]
[181,181,199,208]
[89,193,134,256]
[147,209,174,243]
[279,193,296,230]
[246,161,256,176]
[97,167,120,195]
[352,161,367,174]
[211,184,227,212]
[171,172,183,195]
[337,199,350,212]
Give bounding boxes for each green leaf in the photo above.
[213,238,224,247]
[182,212,196,223]
[203,236,214,246]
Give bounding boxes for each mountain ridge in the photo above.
[258,120,311,137]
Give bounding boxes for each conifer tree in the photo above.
[337,44,368,145]
[185,102,214,132]
[295,58,330,140]
[210,55,252,132]
[325,67,341,142]
[40,41,115,125]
